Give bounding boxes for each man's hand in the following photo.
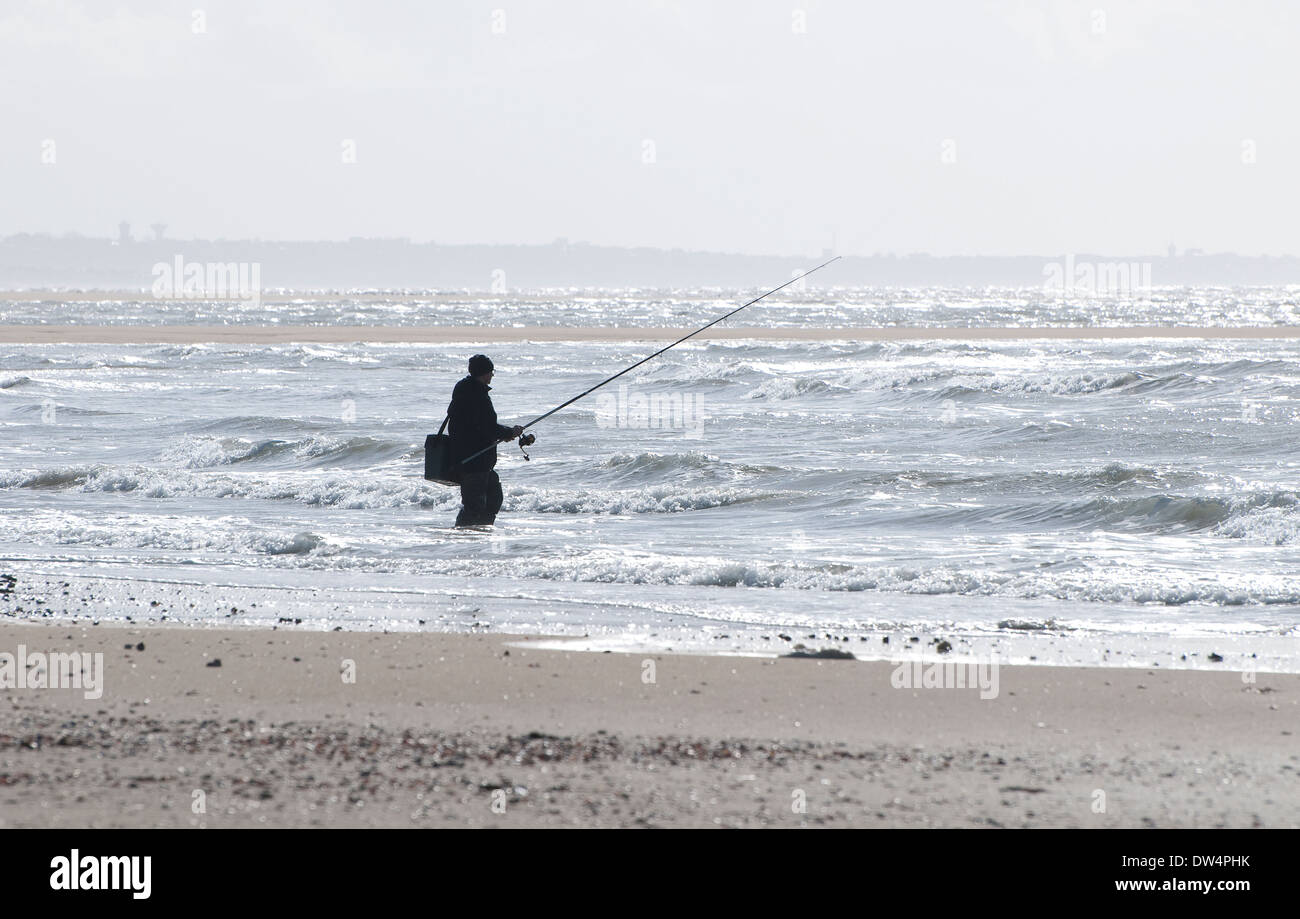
[509,425,524,439]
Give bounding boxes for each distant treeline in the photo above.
[3,235,1298,290]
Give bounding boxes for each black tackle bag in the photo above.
[424,415,460,485]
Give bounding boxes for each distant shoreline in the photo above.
[4,324,1300,344]
[4,239,1300,289]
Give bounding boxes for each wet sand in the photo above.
[1,618,1295,828]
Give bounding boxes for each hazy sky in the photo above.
[3,1,1297,256]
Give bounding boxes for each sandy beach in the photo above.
[6,324,1300,344]
[1,614,1295,829]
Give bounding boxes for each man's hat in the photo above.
[468,354,494,376]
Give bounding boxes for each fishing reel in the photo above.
[517,432,536,460]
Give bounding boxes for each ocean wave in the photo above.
[1061,462,1159,487]
[931,365,1270,398]
[598,451,784,479]
[0,468,93,488]
[1115,371,1216,395]
[391,554,1300,606]
[158,434,410,469]
[7,505,1298,605]
[0,375,34,389]
[996,618,1068,631]
[0,463,779,514]
[0,464,449,509]
[5,512,335,557]
[853,463,1169,497]
[6,403,120,418]
[599,451,718,474]
[505,485,782,514]
[151,344,212,358]
[743,365,1231,402]
[905,489,1300,535]
[160,436,295,468]
[1102,490,1299,532]
[264,531,327,555]
[1212,500,1300,545]
[746,377,838,400]
[938,372,1140,397]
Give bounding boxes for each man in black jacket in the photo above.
[448,354,523,527]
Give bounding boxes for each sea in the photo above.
[3,286,1299,670]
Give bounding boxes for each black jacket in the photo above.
[448,375,514,473]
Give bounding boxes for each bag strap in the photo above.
[436,414,450,436]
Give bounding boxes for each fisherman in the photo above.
[448,354,523,527]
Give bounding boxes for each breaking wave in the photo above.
[0,464,786,514]
[159,434,411,469]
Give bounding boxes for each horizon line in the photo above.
[2,233,1297,262]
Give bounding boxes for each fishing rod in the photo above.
[461,255,841,465]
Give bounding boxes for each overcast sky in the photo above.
[2,1,1297,256]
